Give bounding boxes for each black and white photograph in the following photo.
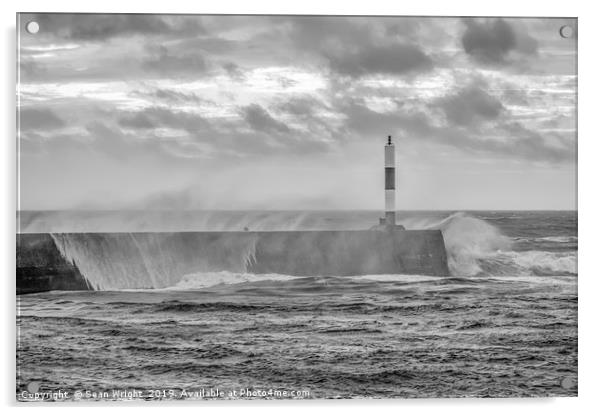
[16,12,577,401]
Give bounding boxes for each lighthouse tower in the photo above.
[384,135,396,226]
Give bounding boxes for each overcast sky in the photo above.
[18,14,576,210]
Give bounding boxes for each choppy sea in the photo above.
[16,210,577,400]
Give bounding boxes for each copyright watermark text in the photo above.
[18,386,311,401]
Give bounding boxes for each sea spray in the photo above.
[47,229,448,289]
[51,232,259,290]
[27,210,315,233]
[438,214,511,276]
[401,212,576,277]
[46,212,576,290]
[171,271,298,289]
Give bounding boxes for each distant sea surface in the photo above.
[17,210,577,400]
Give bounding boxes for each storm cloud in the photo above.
[326,43,433,77]
[282,16,434,77]
[242,104,290,135]
[142,45,210,75]
[437,84,505,126]
[118,107,211,134]
[17,14,577,210]
[20,107,65,130]
[461,18,539,64]
[27,14,205,41]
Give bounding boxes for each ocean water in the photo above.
[16,210,577,400]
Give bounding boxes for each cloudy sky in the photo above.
[17,14,577,211]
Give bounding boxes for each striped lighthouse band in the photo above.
[384,136,396,225]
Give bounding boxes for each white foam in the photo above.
[352,274,443,283]
[402,212,576,277]
[537,236,578,243]
[506,250,577,274]
[168,271,301,289]
[438,213,511,276]
[166,272,444,290]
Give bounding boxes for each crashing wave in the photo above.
[404,212,577,277]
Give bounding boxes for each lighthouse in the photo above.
[384,135,396,226]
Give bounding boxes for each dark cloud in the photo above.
[437,84,505,126]
[277,96,327,117]
[242,104,290,134]
[282,16,433,77]
[461,18,538,64]
[114,105,326,158]
[24,14,205,41]
[118,112,155,129]
[18,60,47,82]
[339,99,433,139]
[20,107,65,130]
[152,89,203,104]
[274,96,342,141]
[502,89,531,106]
[222,62,246,81]
[19,15,436,82]
[16,15,577,211]
[142,45,209,75]
[19,58,146,84]
[327,43,433,77]
[118,107,210,134]
[18,15,573,166]
[335,97,573,163]
[23,113,212,161]
[85,121,134,159]
[435,125,574,163]
[87,116,208,160]
[282,16,371,53]
[496,122,574,162]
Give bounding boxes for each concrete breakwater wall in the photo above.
[17,233,91,294]
[17,230,449,293]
